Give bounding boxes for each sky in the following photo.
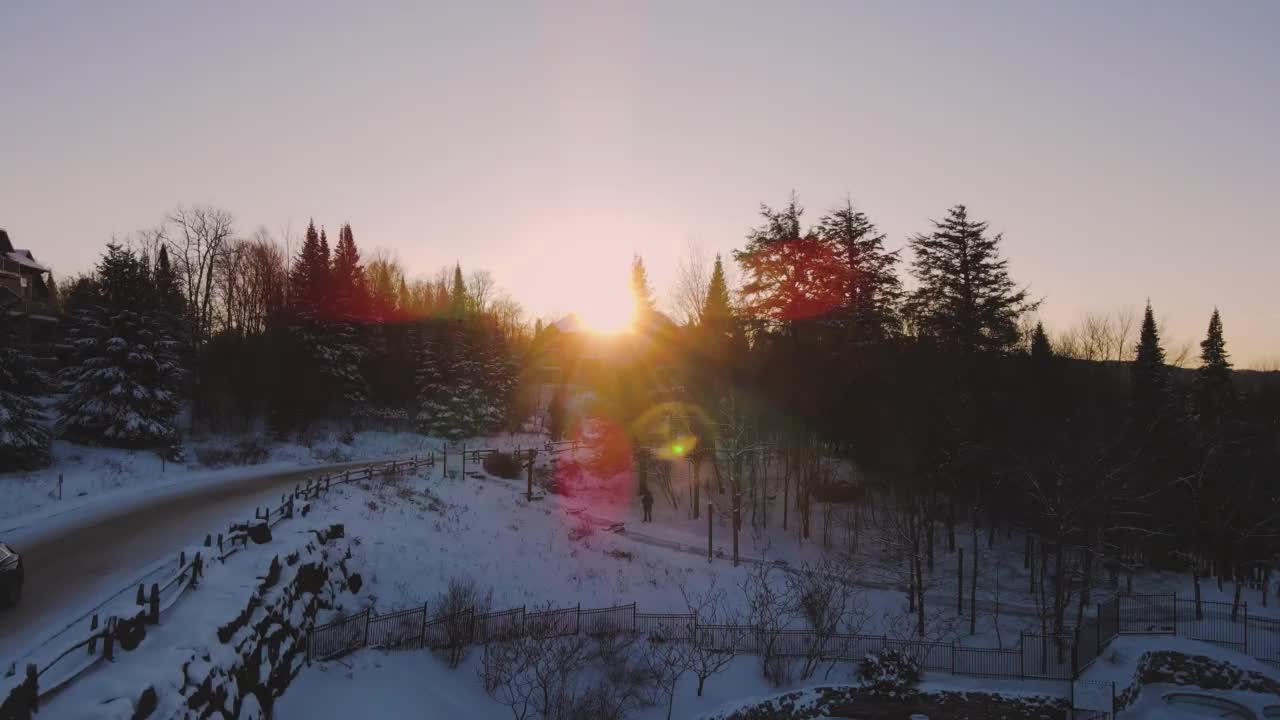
[2,0,1277,364]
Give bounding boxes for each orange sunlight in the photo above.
[577,298,634,335]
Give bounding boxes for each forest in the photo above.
[2,196,1277,642]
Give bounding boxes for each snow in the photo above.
[14,419,1280,718]
[0,430,434,534]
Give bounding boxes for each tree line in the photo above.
[598,194,1278,637]
[0,207,530,468]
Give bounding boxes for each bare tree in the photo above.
[679,579,740,696]
[469,270,497,314]
[739,562,796,686]
[785,555,871,680]
[479,610,596,720]
[670,240,710,326]
[640,627,694,720]
[168,205,235,344]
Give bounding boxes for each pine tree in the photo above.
[905,205,1036,353]
[450,264,468,318]
[0,310,52,468]
[701,255,733,337]
[59,245,183,449]
[331,224,365,321]
[734,194,846,329]
[289,221,329,314]
[630,255,657,321]
[1193,308,1234,428]
[1030,321,1053,360]
[153,245,184,318]
[1130,301,1169,420]
[816,199,903,342]
[414,325,449,436]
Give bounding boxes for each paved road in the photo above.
[0,460,381,659]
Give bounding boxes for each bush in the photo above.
[482,452,522,479]
[195,436,271,468]
[856,648,921,698]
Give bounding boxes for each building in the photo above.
[0,228,59,359]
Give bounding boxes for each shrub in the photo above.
[482,451,522,479]
[856,648,921,698]
[195,436,271,468]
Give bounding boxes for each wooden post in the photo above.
[58,473,63,500]
[89,614,99,654]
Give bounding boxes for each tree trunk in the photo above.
[1076,545,1093,631]
[1231,574,1243,623]
[970,528,978,635]
[927,518,935,572]
[1193,569,1203,621]
[782,450,790,532]
[1052,542,1066,639]
[1028,536,1036,594]
[947,498,956,552]
[692,461,700,520]
[957,547,965,615]
[1024,532,1031,570]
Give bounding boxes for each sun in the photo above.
[577,300,634,335]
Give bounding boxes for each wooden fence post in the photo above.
[88,614,99,654]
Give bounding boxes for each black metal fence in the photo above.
[307,602,1070,681]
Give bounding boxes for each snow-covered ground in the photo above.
[0,430,437,530]
[17,422,1279,719]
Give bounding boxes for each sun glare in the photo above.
[578,302,634,335]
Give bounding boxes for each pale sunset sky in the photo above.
[2,1,1276,363]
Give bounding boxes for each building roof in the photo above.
[5,250,50,273]
[0,230,51,273]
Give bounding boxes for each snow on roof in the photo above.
[553,313,587,334]
[5,250,50,273]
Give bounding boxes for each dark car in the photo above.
[0,543,22,607]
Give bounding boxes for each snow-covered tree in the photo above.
[0,310,52,468]
[58,245,183,449]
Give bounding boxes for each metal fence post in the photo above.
[363,608,371,648]
[1019,631,1024,679]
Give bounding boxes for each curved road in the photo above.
[0,459,385,660]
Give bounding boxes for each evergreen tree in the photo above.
[1193,308,1234,428]
[1130,301,1169,420]
[331,224,365,320]
[59,245,183,449]
[153,245,184,318]
[414,325,449,436]
[816,200,903,342]
[450,264,468,318]
[734,194,846,329]
[630,255,657,320]
[289,221,330,314]
[700,254,733,339]
[1029,321,1053,360]
[905,205,1036,353]
[0,310,52,468]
